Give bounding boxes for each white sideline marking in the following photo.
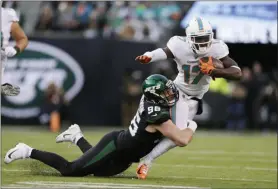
[2,169,276,183]
[187,156,277,163]
[16,181,203,189]
[2,187,70,189]
[153,164,277,172]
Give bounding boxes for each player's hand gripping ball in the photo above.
[199,56,224,75]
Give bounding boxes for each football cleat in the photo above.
[4,143,33,164]
[56,124,84,144]
[136,163,150,180]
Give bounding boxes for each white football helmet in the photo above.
[186,17,214,54]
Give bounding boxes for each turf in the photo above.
[1,126,277,188]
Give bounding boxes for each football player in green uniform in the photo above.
[5,74,197,177]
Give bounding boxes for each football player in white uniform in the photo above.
[135,17,242,179]
[1,7,28,96]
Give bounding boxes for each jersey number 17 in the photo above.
[182,64,204,84]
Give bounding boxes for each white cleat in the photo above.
[56,124,83,144]
[4,143,33,164]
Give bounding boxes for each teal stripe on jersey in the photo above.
[171,104,177,124]
[196,17,204,31]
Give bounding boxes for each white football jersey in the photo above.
[167,36,229,99]
[1,8,19,61]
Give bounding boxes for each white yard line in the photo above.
[16,181,204,189]
[2,187,70,189]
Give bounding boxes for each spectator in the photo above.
[245,61,269,129]
[209,78,230,96]
[73,2,93,29]
[226,68,250,131]
[253,68,278,131]
[35,3,54,31]
[55,1,79,31]
[32,1,184,41]
[158,2,181,29]
[121,70,143,127]
[38,82,70,132]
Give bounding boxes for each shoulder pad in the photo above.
[210,39,229,59]
[167,36,187,59]
[4,8,19,22]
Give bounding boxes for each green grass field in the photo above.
[1,126,277,189]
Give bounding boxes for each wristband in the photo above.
[187,120,198,133]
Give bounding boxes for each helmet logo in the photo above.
[144,84,161,96]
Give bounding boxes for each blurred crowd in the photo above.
[4,1,190,42]
[2,1,277,131]
[209,62,278,131]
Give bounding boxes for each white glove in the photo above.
[3,46,18,57]
[1,83,20,96]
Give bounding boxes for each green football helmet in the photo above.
[142,74,179,106]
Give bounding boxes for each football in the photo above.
[199,56,224,69]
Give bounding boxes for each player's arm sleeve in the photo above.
[145,106,171,125]
[214,40,229,59]
[7,8,19,22]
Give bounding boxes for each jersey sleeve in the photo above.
[212,40,229,59]
[6,8,19,22]
[145,103,171,125]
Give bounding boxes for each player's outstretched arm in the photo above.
[135,47,174,64]
[151,120,197,147]
[10,22,29,54]
[211,56,242,80]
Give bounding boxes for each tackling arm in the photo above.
[11,22,29,53]
[139,120,197,166]
[151,119,197,147]
[211,56,242,80]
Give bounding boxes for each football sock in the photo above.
[73,132,84,145]
[30,149,69,173]
[76,137,93,153]
[143,138,177,164]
